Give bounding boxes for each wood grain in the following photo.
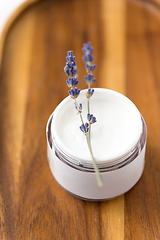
[100,0,126,94]
[125,1,160,239]
[99,1,126,239]
[0,0,160,239]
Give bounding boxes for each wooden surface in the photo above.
[0,0,160,239]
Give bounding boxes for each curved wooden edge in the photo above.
[1,0,160,71]
[0,0,40,70]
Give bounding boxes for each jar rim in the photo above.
[47,114,146,171]
[50,88,143,165]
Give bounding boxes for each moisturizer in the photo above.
[46,88,147,200]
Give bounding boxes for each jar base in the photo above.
[56,179,126,201]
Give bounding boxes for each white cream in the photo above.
[51,88,142,166]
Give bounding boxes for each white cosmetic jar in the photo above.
[46,88,147,201]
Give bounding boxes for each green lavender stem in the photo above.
[86,87,103,186]
[86,133,103,187]
[87,98,90,114]
[87,98,91,141]
[87,81,90,115]
[75,92,103,187]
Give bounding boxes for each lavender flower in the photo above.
[84,73,96,86]
[86,88,94,98]
[75,103,82,113]
[64,51,77,77]
[80,123,89,134]
[86,64,96,72]
[87,113,97,124]
[64,51,81,100]
[82,41,96,89]
[82,42,93,56]
[68,87,81,99]
[83,54,94,63]
[82,42,95,68]
[66,76,79,88]
[66,51,75,62]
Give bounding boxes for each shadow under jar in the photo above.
[46,88,147,201]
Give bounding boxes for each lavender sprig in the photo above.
[68,87,81,99]
[82,42,95,138]
[64,51,84,126]
[64,51,77,76]
[87,113,97,124]
[82,42,102,186]
[82,41,96,119]
[82,42,96,88]
[80,123,89,135]
[84,74,96,87]
[66,76,79,88]
[64,49,103,187]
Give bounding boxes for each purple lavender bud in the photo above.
[79,103,82,110]
[87,113,97,124]
[86,64,96,72]
[69,87,81,98]
[75,103,82,112]
[86,88,94,98]
[80,122,89,134]
[64,51,77,77]
[66,77,79,88]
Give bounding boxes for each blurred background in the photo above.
[0,0,25,36]
[0,0,160,239]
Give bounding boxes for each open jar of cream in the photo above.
[46,88,147,201]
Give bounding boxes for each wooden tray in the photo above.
[0,0,160,239]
